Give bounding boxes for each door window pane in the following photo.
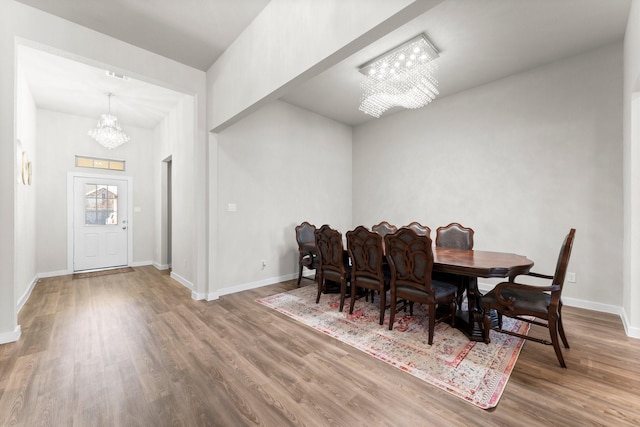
[84,183,119,225]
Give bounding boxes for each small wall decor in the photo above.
[26,160,32,185]
[16,139,30,185]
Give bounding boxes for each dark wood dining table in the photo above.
[303,239,534,341]
[432,247,534,341]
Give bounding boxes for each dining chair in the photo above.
[346,226,390,325]
[480,229,576,368]
[314,225,351,311]
[384,228,457,345]
[435,222,474,249]
[295,221,319,287]
[405,221,431,238]
[435,222,475,306]
[372,221,398,237]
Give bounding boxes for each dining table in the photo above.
[302,238,534,342]
[432,247,534,341]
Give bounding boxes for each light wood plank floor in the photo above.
[1,266,639,426]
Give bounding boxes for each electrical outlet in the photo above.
[566,272,576,283]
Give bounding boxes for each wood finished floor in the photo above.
[1,266,639,426]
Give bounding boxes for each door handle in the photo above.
[122,226,127,230]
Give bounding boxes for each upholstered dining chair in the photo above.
[372,221,398,237]
[346,226,390,325]
[384,228,457,345]
[314,225,351,312]
[295,221,319,287]
[435,222,474,249]
[435,222,475,305]
[481,229,576,368]
[405,221,431,238]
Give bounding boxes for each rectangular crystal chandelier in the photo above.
[358,34,439,118]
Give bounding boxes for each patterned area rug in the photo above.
[257,285,529,409]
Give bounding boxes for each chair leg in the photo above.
[388,291,397,330]
[349,284,357,315]
[449,300,456,327]
[482,311,491,344]
[549,314,567,368]
[297,263,304,287]
[427,303,436,345]
[456,278,466,308]
[558,302,570,348]
[378,287,386,326]
[316,275,323,304]
[339,279,347,312]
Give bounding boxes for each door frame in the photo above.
[67,172,133,273]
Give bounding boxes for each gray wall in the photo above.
[211,101,352,295]
[15,63,38,309]
[36,110,156,273]
[353,42,623,308]
[623,0,640,334]
[0,1,207,342]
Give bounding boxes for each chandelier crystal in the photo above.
[88,93,130,150]
[359,34,439,118]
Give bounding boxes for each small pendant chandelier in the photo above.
[88,93,130,150]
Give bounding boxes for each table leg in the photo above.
[453,276,492,342]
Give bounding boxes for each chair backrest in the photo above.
[435,222,474,250]
[314,225,348,280]
[550,228,576,299]
[384,228,434,294]
[405,221,431,238]
[295,221,316,250]
[372,221,398,237]
[346,226,385,282]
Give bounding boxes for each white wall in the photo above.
[36,110,155,273]
[210,101,352,297]
[153,110,172,270]
[353,42,623,308]
[15,63,37,311]
[623,0,640,335]
[0,0,206,341]
[152,96,199,289]
[207,0,443,131]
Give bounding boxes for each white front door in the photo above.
[73,176,128,271]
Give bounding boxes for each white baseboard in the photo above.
[38,269,71,278]
[206,272,300,301]
[561,296,623,316]
[131,260,153,267]
[620,307,640,338]
[39,261,155,278]
[17,275,38,313]
[153,262,171,270]
[0,325,21,345]
[170,271,194,291]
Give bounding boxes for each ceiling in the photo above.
[15,0,632,129]
[15,0,271,71]
[18,45,187,129]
